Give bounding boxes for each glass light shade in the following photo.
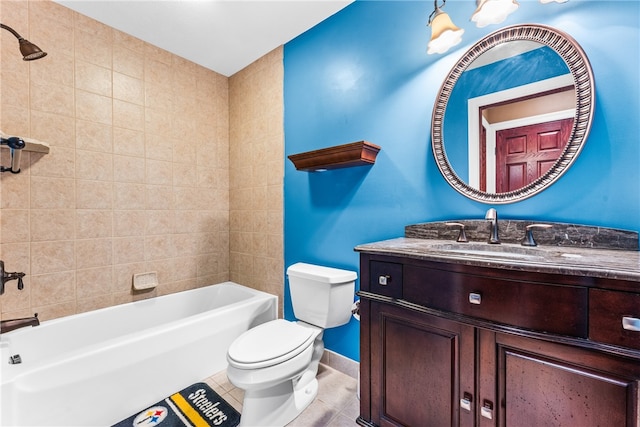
[428,9,465,55]
[471,0,519,28]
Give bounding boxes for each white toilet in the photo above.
[226,262,357,427]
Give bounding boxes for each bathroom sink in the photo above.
[425,242,545,260]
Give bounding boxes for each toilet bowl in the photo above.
[226,263,357,427]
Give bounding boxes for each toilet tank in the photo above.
[287,263,357,328]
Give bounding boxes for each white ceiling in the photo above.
[54,0,354,77]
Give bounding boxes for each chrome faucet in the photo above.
[485,208,500,244]
[1,313,39,334]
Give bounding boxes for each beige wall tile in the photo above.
[75,28,112,68]
[113,72,144,105]
[76,90,112,125]
[76,119,113,152]
[0,0,283,323]
[145,158,173,186]
[113,155,145,183]
[76,180,113,209]
[113,182,146,210]
[145,184,174,210]
[76,149,113,181]
[75,60,112,96]
[113,45,144,79]
[1,170,30,209]
[113,237,145,264]
[113,210,146,237]
[31,82,74,117]
[113,127,145,157]
[31,176,75,209]
[113,99,144,131]
[29,146,75,178]
[28,51,76,92]
[145,210,175,235]
[30,270,76,306]
[2,70,29,110]
[31,240,75,274]
[1,209,30,243]
[76,209,112,239]
[76,266,112,299]
[229,46,284,311]
[144,234,175,261]
[31,209,75,241]
[31,110,76,148]
[145,132,173,162]
[76,238,112,269]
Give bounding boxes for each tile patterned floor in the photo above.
[205,364,360,427]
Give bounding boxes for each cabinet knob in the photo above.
[622,316,640,331]
[469,292,482,305]
[378,275,391,286]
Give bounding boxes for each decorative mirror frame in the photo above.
[431,24,595,204]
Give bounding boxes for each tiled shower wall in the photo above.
[229,48,285,313]
[0,0,285,321]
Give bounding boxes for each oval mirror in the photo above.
[432,24,595,204]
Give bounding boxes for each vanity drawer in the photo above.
[368,261,403,298]
[403,265,588,337]
[589,289,640,350]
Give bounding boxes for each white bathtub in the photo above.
[0,282,277,427]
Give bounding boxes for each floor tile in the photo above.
[207,363,359,427]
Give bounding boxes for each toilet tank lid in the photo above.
[287,262,357,283]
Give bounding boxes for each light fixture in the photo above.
[471,0,519,28]
[427,0,465,55]
[426,0,569,55]
[0,23,47,61]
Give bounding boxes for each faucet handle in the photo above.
[446,222,468,243]
[521,224,553,247]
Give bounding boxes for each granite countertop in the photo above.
[355,237,640,283]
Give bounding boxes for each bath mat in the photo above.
[113,382,241,427]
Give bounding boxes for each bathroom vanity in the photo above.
[354,20,640,427]
[356,222,640,427]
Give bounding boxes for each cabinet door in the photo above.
[494,333,640,427]
[369,302,475,427]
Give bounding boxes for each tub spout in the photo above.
[1,313,39,334]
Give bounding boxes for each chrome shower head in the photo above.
[1,23,47,61]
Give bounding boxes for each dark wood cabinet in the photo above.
[364,301,475,427]
[358,253,640,427]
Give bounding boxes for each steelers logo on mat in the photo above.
[132,406,169,426]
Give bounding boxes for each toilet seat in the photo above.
[227,319,317,369]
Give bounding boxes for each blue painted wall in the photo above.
[284,0,640,362]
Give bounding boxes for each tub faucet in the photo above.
[485,208,500,244]
[1,313,39,334]
[0,260,25,295]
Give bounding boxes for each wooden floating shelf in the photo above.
[288,141,381,172]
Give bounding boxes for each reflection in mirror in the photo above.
[432,25,595,204]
